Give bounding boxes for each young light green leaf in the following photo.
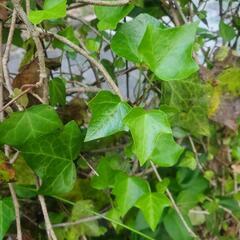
[124,108,172,165]
[0,105,63,146]
[28,0,67,25]
[136,192,170,231]
[150,134,184,167]
[94,4,134,30]
[138,22,199,81]
[219,20,236,42]
[111,13,162,62]
[85,91,131,142]
[0,198,15,240]
[49,77,66,106]
[112,173,150,216]
[21,121,83,195]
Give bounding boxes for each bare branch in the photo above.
[52,215,102,228]
[36,178,57,240]
[75,0,131,6]
[12,0,48,103]
[8,183,23,240]
[2,9,17,95]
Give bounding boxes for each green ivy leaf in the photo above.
[219,20,236,42]
[28,0,67,24]
[0,105,63,147]
[124,108,172,165]
[0,198,15,240]
[85,91,131,142]
[111,13,162,62]
[49,77,66,106]
[112,173,150,216]
[136,192,170,231]
[21,121,82,195]
[150,134,184,167]
[138,22,199,80]
[94,4,134,30]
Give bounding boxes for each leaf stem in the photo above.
[150,161,198,239]
[52,195,154,240]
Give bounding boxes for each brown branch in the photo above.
[8,183,23,240]
[0,22,4,120]
[12,0,48,103]
[36,178,57,240]
[2,9,17,95]
[75,0,131,6]
[52,215,102,228]
[42,30,123,99]
[1,20,23,240]
[0,86,33,113]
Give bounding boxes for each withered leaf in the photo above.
[211,96,240,131]
[0,0,8,21]
[0,162,15,183]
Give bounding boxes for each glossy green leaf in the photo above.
[136,192,170,231]
[85,91,131,142]
[151,134,184,167]
[94,4,134,30]
[49,77,66,106]
[112,173,150,216]
[28,0,67,24]
[0,198,15,240]
[219,20,236,42]
[138,22,199,80]
[0,105,63,147]
[21,121,82,195]
[124,108,172,165]
[111,13,162,62]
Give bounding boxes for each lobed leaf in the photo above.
[94,4,134,30]
[28,0,67,24]
[0,105,63,147]
[85,91,131,142]
[138,22,199,80]
[21,121,83,195]
[112,173,150,216]
[136,192,170,231]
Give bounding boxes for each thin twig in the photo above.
[0,22,4,120]
[2,9,17,95]
[12,0,48,103]
[39,29,123,100]
[36,178,57,240]
[150,161,198,239]
[8,183,23,240]
[76,0,131,6]
[52,215,102,228]
[0,86,33,112]
[188,136,204,171]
